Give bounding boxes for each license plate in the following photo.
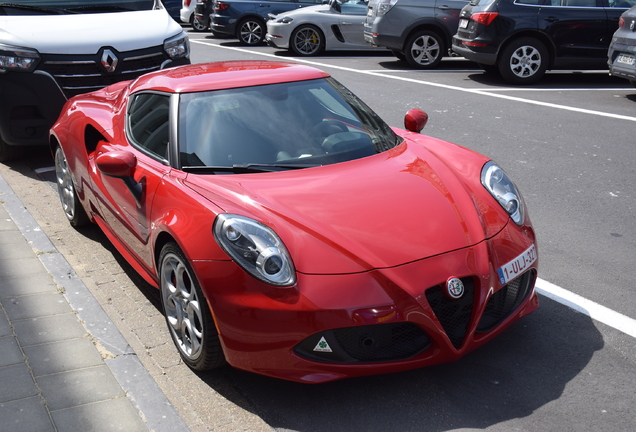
[616,54,635,66]
[459,18,469,29]
[497,244,537,285]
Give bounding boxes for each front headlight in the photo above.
[163,32,190,60]
[213,214,296,286]
[275,16,293,24]
[481,161,525,225]
[0,43,40,73]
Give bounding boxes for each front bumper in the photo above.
[194,221,538,383]
[265,24,292,50]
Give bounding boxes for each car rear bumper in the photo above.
[608,40,636,82]
[195,221,539,383]
[452,37,497,65]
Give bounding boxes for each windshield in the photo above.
[178,77,401,172]
[0,0,156,14]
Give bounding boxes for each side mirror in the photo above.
[404,108,428,133]
[96,151,144,202]
[96,151,137,178]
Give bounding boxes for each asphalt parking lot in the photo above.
[2,30,634,431]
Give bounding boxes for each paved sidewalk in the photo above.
[0,173,189,432]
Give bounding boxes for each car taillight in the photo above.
[471,12,499,26]
[618,16,625,28]
[185,0,191,6]
[214,1,230,11]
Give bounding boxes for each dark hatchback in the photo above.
[203,0,324,45]
[452,0,636,84]
[608,5,636,86]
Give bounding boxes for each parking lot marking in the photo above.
[191,40,636,123]
[536,278,636,339]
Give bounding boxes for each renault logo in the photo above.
[101,49,118,73]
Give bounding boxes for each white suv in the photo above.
[0,0,190,161]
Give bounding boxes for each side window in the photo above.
[297,0,326,4]
[551,0,599,6]
[607,0,635,7]
[128,93,170,159]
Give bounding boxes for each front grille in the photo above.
[425,277,475,350]
[293,322,430,364]
[37,47,167,98]
[477,270,535,332]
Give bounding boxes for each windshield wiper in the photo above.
[0,3,77,14]
[183,163,321,174]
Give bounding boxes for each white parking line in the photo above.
[191,40,636,338]
[191,40,636,123]
[536,278,636,338]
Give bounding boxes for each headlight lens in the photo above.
[481,161,525,225]
[213,214,296,286]
[0,43,40,72]
[163,32,190,60]
[275,16,293,23]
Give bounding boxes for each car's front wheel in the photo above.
[290,25,325,56]
[159,242,225,371]
[54,146,89,227]
[498,37,548,85]
[237,18,265,45]
[404,30,445,69]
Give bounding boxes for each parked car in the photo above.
[0,0,190,162]
[194,0,213,31]
[608,4,636,87]
[364,0,470,69]
[452,0,636,85]
[182,0,209,31]
[51,60,539,383]
[266,0,386,56]
[209,0,325,45]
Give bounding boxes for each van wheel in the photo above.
[498,37,548,85]
[404,30,445,69]
[237,18,265,45]
[0,137,25,162]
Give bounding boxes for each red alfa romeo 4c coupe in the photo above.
[50,61,539,383]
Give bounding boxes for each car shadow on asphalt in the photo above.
[193,295,603,431]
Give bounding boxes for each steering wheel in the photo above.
[309,120,348,147]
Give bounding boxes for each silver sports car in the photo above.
[266,0,386,56]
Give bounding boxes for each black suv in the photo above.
[452,0,636,84]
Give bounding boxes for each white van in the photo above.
[0,0,190,161]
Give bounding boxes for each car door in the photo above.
[90,92,172,270]
[538,0,609,63]
[338,1,371,45]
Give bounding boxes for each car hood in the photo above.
[0,10,182,54]
[185,135,507,274]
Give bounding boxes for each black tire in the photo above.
[237,18,265,45]
[54,146,90,227]
[0,137,25,162]
[391,49,406,61]
[478,62,500,75]
[498,37,548,85]
[404,30,445,69]
[159,242,225,371]
[290,25,325,56]
[191,14,208,32]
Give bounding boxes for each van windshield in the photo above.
[0,0,156,14]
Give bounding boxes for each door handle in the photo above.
[438,5,451,9]
[544,16,559,22]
